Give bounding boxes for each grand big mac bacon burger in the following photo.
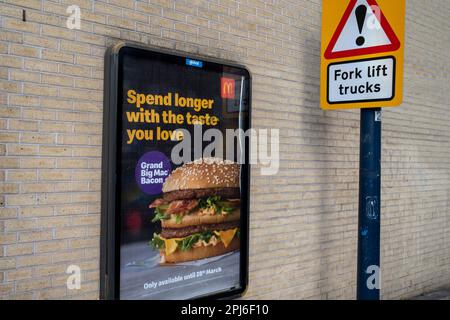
[149,158,241,263]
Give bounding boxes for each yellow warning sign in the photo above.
[320,0,405,110]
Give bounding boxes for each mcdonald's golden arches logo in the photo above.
[221,77,235,99]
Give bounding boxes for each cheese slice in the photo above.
[161,228,239,256]
[215,228,238,248]
[163,238,180,256]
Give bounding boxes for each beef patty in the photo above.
[161,221,240,239]
[163,187,240,202]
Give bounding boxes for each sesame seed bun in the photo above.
[161,208,240,229]
[161,236,240,264]
[162,157,240,193]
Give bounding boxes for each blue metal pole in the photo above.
[357,108,381,300]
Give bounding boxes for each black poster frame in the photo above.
[100,42,251,300]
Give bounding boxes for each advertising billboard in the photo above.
[100,43,251,300]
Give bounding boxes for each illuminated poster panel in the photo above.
[101,43,251,300]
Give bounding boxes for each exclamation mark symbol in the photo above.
[355,5,367,46]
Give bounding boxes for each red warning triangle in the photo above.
[324,0,400,59]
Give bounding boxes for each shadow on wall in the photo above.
[301,35,334,299]
[299,34,359,299]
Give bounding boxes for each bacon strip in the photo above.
[149,198,167,208]
[149,197,239,211]
[165,199,199,215]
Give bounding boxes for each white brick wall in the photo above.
[0,0,449,299]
